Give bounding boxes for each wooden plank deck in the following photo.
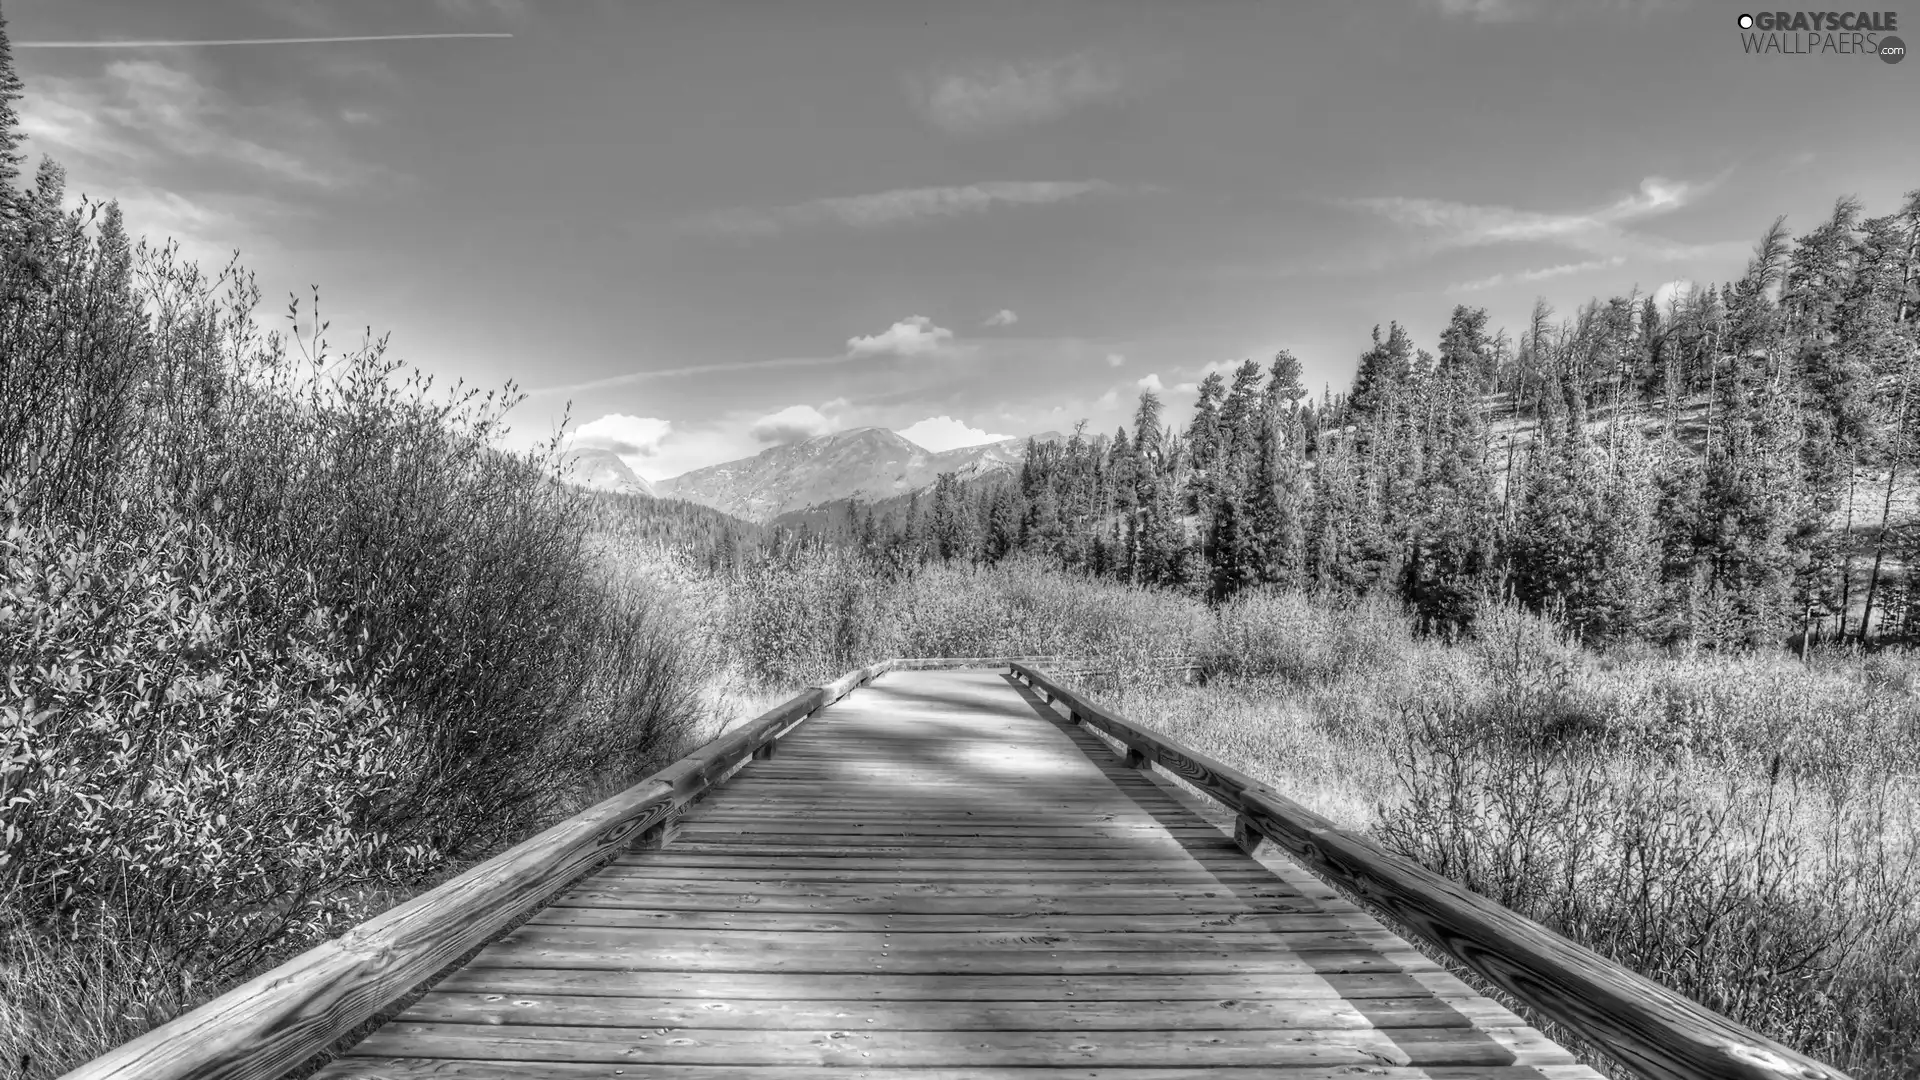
[317,669,1604,1080]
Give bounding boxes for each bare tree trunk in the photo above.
[1859,374,1913,643]
[1704,339,1718,449]
[1838,447,1857,637]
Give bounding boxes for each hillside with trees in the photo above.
[835,203,1920,649]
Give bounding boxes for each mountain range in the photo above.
[560,448,657,498]
[569,428,1061,524]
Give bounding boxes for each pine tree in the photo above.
[1245,413,1303,588]
[1263,350,1306,416]
[1400,365,1497,633]
[1437,306,1495,385]
[1186,371,1225,473]
[928,472,974,562]
[983,482,1022,562]
[1350,322,1413,416]
[1216,359,1266,468]
[0,7,27,226]
[1207,492,1258,603]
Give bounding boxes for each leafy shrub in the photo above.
[1,217,713,1074]
[887,556,1211,677]
[0,505,430,962]
[725,539,888,688]
[1206,588,1413,687]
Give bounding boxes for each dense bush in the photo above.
[718,548,1213,690]
[888,556,1210,672]
[2,223,708,1074]
[1,504,429,971]
[1205,588,1412,684]
[1094,590,1920,1080]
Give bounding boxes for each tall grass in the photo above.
[717,547,1211,689]
[2,217,708,1073]
[709,551,1920,1077]
[1096,586,1920,1080]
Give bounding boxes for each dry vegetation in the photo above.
[620,541,1920,1078]
[0,233,715,1076]
[1103,590,1920,1080]
[5,212,1912,1080]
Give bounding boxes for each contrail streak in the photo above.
[15,32,512,49]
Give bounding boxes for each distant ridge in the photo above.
[560,448,657,498]
[654,427,1063,524]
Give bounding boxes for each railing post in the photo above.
[633,816,679,849]
[1233,814,1263,855]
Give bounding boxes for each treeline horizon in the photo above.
[797,195,1920,649]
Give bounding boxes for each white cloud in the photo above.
[632,424,763,483]
[984,308,1019,327]
[898,416,1012,452]
[749,404,835,444]
[1652,279,1699,310]
[914,52,1128,134]
[688,180,1120,237]
[21,60,373,191]
[1106,353,1126,368]
[1346,175,1736,269]
[1449,255,1628,293]
[847,315,955,359]
[1420,0,1685,21]
[1136,373,1164,393]
[434,0,531,19]
[1174,381,1199,394]
[1421,0,1545,20]
[571,413,672,462]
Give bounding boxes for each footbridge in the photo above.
[61,661,1848,1080]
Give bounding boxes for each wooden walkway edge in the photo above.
[58,660,1850,1080]
[314,669,1603,1079]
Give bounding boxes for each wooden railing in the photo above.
[58,656,1038,1080]
[64,656,1849,1080]
[1009,661,1850,1080]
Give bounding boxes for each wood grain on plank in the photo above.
[489,925,1412,954]
[424,968,1523,1001]
[318,1062,1600,1080]
[464,944,1440,975]
[528,908,1368,931]
[397,991,1494,1030]
[548,894,1327,915]
[556,880,1309,900]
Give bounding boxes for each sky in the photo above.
[9,0,1917,481]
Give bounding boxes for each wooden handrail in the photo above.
[1009,661,1851,1080]
[59,659,895,1080]
[888,655,1065,670]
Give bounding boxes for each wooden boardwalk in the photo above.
[318,669,1601,1079]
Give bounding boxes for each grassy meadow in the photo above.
[4,226,1914,1080]
[643,541,1920,1079]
